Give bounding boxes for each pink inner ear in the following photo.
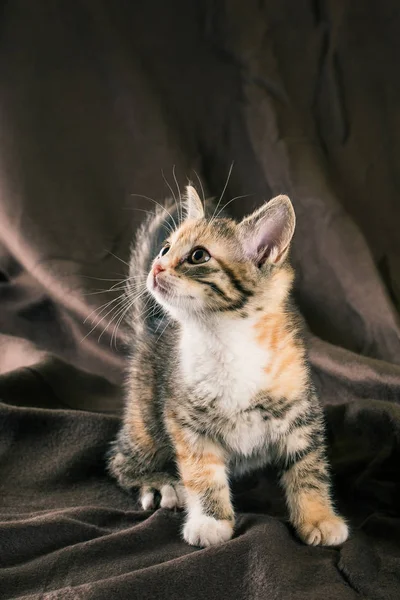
[255,242,273,267]
[240,196,295,266]
[245,210,289,266]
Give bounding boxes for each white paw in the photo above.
[298,515,349,547]
[140,483,186,511]
[140,489,156,511]
[160,484,186,509]
[183,514,234,547]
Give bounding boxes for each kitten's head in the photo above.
[147,186,296,320]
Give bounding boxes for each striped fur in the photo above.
[108,187,348,548]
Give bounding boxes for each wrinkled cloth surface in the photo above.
[0,1,400,599]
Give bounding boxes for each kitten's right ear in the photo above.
[238,195,296,267]
[183,185,205,220]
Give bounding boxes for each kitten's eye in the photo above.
[160,244,170,257]
[188,247,211,265]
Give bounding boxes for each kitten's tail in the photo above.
[126,199,179,335]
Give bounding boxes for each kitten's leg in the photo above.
[168,420,234,547]
[107,428,185,510]
[278,404,348,546]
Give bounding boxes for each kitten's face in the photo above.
[146,188,296,321]
[147,218,257,316]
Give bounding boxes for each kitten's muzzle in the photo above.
[152,263,167,290]
[153,263,165,278]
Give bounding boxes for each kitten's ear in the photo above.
[183,185,204,220]
[238,195,295,267]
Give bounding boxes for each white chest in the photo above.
[179,319,270,414]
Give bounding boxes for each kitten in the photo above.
[108,186,349,548]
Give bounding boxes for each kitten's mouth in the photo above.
[152,275,171,295]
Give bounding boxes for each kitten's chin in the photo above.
[147,278,174,313]
[147,272,168,296]
[148,280,168,303]
[146,275,207,319]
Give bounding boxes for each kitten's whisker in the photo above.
[122,287,149,306]
[97,286,148,344]
[125,206,174,235]
[124,206,175,236]
[83,287,127,296]
[133,294,154,321]
[153,311,167,334]
[108,277,132,290]
[155,316,171,343]
[83,273,144,296]
[210,162,234,225]
[130,193,178,232]
[82,276,126,282]
[193,170,206,209]
[109,300,137,348]
[162,169,182,227]
[109,291,152,348]
[99,302,130,344]
[83,285,147,337]
[84,293,126,324]
[172,165,183,224]
[214,194,252,220]
[82,295,131,343]
[112,312,129,349]
[89,296,132,332]
[106,251,130,267]
[137,302,156,322]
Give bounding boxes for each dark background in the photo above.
[0,1,399,599]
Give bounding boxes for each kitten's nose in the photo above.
[153,263,165,277]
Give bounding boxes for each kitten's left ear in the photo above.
[183,185,204,220]
[238,195,296,267]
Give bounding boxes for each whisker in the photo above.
[108,277,134,290]
[130,193,178,232]
[156,315,171,342]
[83,284,147,330]
[124,206,174,236]
[82,296,129,342]
[84,293,127,324]
[98,301,130,344]
[106,251,130,267]
[214,193,252,220]
[82,276,126,282]
[110,290,153,348]
[153,310,167,334]
[83,287,127,296]
[162,169,181,227]
[108,299,137,347]
[97,286,149,344]
[82,276,134,297]
[210,162,234,224]
[193,169,206,209]
[172,165,183,224]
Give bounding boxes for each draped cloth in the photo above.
[0,2,399,598]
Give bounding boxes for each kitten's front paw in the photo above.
[140,483,186,511]
[297,515,349,547]
[183,514,234,547]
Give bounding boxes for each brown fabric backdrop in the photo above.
[0,1,399,598]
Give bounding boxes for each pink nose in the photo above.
[153,263,165,277]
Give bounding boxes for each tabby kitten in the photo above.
[108,186,348,548]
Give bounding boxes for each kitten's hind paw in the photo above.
[183,514,234,547]
[297,515,349,547]
[140,483,186,511]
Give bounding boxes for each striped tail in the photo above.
[126,200,179,336]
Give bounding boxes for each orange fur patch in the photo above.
[167,412,227,495]
[296,493,335,526]
[254,308,307,400]
[127,405,156,453]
